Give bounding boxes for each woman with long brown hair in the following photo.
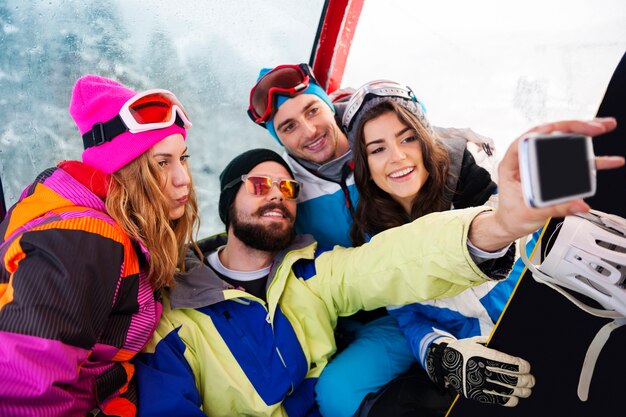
[0,75,199,416]
[350,99,499,243]
[316,81,536,417]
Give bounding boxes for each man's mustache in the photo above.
[255,202,295,221]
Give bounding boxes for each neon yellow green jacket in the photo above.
[134,207,500,417]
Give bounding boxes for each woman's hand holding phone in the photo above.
[468,118,624,253]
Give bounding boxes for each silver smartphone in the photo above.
[519,132,596,208]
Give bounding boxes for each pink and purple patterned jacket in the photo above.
[0,161,161,417]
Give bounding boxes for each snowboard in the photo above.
[448,52,626,416]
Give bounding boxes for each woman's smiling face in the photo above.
[363,111,430,214]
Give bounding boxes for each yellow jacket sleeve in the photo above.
[307,206,493,317]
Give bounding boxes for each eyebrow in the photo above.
[153,147,188,158]
[275,99,318,132]
[365,127,413,148]
[365,138,384,148]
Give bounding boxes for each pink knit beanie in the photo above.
[69,75,187,174]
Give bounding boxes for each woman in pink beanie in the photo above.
[0,75,200,417]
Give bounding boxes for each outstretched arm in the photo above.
[309,206,496,317]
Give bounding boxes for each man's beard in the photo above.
[230,202,295,252]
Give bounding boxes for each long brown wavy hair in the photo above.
[106,151,200,289]
[350,100,452,246]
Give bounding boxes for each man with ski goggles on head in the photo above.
[245,63,625,416]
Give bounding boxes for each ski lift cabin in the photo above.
[1,0,625,415]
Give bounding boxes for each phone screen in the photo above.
[536,136,592,201]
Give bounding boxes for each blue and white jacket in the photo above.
[285,153,357,249]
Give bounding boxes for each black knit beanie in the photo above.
[218,148,294,227]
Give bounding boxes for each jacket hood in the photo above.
[169,233,317,310]
[169,234,230,309]
[2,163,109,241]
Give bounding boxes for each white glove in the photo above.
[425,336,535,407]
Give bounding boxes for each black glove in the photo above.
[425,335,535,407]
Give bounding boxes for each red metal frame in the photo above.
[310,0,364,94]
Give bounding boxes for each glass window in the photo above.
[343,0,626,154]
[0,0,324,235]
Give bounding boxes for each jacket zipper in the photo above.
[264,269,295,396]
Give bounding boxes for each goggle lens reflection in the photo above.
[128,92,190,125]
[243,175,301,199]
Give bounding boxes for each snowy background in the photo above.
[344,0,626,153]
[0,0,322,236]
[1,0,625,237]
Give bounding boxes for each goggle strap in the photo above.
[82,114,185,149]
[82,115,127,150]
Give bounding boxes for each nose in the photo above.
[389,143,406,162]
[267,182,285,201]
[171,162,191,188]
[302,119,316,138]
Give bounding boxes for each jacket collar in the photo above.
[168,233,316,310]
[57,160,110,200]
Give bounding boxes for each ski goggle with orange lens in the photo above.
[224,175,302,200]
[82,89,192,149]
[247,64,316,126]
